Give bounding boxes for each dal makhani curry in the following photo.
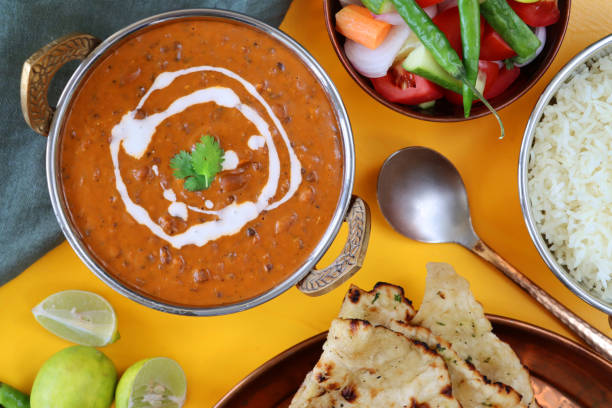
[59,18,344,306]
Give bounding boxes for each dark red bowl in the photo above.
[323,0,571,122]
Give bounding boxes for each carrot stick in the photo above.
[335,5,392,49]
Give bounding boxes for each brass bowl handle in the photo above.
[297,195,371,296]
[20,33,100,136]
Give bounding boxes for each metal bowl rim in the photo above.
[518,33,612,315]
[45,8,356,316]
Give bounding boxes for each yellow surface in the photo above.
[1,0,611,406]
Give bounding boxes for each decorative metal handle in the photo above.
[20,33,100,136]
[472,240,612,362]
[298,195,371,296]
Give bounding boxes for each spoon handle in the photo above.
[471,239,612,362]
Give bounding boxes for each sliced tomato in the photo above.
[432,7,483,59]
[416,0,444,7]
[444,60,500,105]
[484,66,521,99]
[371,70,443,105]
[509,0,560,27]
[432,7,463,58]
[434,9,516,61]
[480,22,516,61]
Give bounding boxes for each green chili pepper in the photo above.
[391,0,465,78]
[391,0,504,138]
[0,383,30,408]
[361,0,395,14]
[458,0,480,118]
[480,0,540,59]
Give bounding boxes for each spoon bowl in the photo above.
[376,146,612,361]
[377,147,477,248]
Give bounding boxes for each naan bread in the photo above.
[339,282,416,326]
[289,318,460,408]
[390,321,525,408]
[338,284,525,408]
[413,263,536,408]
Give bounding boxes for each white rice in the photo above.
[528,53,612,303]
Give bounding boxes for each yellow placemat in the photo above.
[1,0,610,406]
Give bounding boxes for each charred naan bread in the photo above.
[338,284,525,408]
[389,321,525,408]
[289,319,460,408]
[339,282,416,325]
[413,263,536,408]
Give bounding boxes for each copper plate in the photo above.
[215,315,612,408]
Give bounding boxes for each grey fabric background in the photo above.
[0,0,292,285]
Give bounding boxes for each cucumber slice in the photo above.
[362,0,395,14]
[475,69,487,94]
[393,32,422,64]
[402,45,463,94]
[403,45,487,96]
[418,100,436,109]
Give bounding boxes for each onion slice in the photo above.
[373,5,436,25]
[339,0,362,6]
[438,0,458,13]
[423,5,438,19]
[373,12,406,25]
[344,25,411,78]
[515,27,546,67]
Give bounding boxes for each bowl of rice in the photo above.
[519,34,612,315]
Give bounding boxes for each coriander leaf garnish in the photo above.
[169,150,195,179]
[192,135,225,183]
[170,135,225,192]
[184,174,210,192]
[393,294,402,303]
[371,292,380,304]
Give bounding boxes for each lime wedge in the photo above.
[115,357,187,408]
[32,290,119,347]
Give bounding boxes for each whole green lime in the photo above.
[30,345,117,408]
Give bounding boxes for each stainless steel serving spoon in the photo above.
[377,146,612,362]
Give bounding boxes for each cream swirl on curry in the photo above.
[111,66,302,248]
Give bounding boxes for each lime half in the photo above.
[116,357,187,408]
[32,290,119,347]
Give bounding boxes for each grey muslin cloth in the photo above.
[0,0,292,285]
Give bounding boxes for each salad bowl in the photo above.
[324,0,571,122]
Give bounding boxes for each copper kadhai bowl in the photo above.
[20,9,371,316]
[323,0,571,122]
